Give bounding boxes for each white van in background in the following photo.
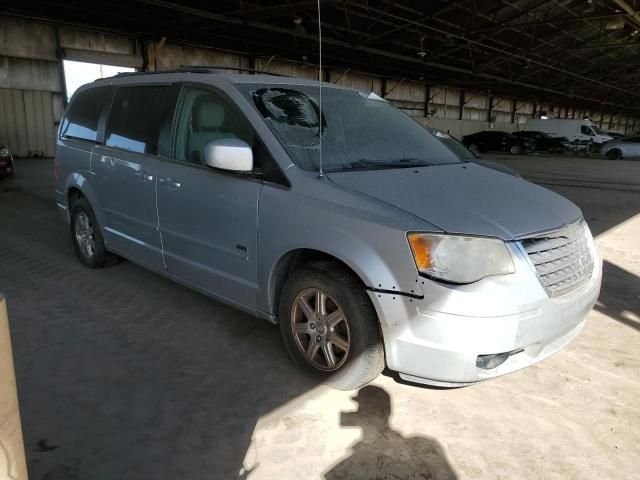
[524,119,613,149]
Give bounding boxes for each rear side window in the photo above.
[105,86,172,155]
[60,87,111,142]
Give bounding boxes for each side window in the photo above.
[173,87,255,165]
[580,125,594,136]
[60,87,111,142]
[105,85,172,155]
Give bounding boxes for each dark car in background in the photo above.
[462,131,534,155]
[428,128,521,178]
[513,131,567,153]
[605,132,625,140]
[0,144,15,178]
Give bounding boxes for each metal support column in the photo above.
[55,26,68,107]
[487,95,494,123]
[424,84,430,118]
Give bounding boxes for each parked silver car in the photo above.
[600,136,640,160]
[54,70,602,389]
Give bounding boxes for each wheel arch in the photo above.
[267,248,370,323]
[607,148,622,159]
[64,173,106,227]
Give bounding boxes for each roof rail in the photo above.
[109,66,291,78]
[111,68,208,78]
[180,65,292,77]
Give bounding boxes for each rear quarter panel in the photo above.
[55,139,100,223]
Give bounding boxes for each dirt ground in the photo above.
[0,154,638,480]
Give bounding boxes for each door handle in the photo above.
[100,155,115,167]
[159,177,181,188]
[135,170,154,182]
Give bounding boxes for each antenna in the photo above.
[317,0,324,178]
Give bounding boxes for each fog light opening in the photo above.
[476,348,524,370]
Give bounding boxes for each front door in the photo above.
[91,84,173,271]
[156,85,262,308]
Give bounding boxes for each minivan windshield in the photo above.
[238,84,462,172]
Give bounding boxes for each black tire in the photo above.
[70,197,119,268]
[510,144,522,155]
[278,261,385,390]
[606,149,622,160]
[469,144,480,156]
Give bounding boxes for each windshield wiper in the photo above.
[326,158,436,172]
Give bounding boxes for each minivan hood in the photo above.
[326,163,582,240]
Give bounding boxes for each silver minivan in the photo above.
[55,70,602,389]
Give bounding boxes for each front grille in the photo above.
[521,220,594,297]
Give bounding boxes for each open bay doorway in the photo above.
[62,60,135,100]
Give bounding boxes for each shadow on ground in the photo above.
[1,168,321,479]
[324,385,456,479]
[595,261,640,332]
[2,162,456,480]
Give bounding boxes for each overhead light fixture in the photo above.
[584,0,595,13]
[606,16,625,30]
[293,15,306,34]
[417,36,427,59]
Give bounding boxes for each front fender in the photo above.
[256,182,430,316]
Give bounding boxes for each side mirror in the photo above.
[204,138,253,172]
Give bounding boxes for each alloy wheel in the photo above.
[290,288,351,371]
[74,212,96,258]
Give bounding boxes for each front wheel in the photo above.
[606,149,622,160]
[510,144,522,155]
[278,261,385,390]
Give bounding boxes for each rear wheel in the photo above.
[469,144,480,156]
[70,198,119,268]
[606,148,622,160]
[510,144,522,155]
[278,261,385,390]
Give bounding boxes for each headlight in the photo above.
[0,148,9,157]
[407,233,515,284]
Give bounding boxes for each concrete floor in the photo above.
[0,155,638,480]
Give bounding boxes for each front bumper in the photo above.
[369,242,602,386]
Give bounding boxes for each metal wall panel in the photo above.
[330,70,383,95]
[263,60,318,80]
[0,17,57,61]
[0,57,60,92]
[63,48,142,68]
[59,27,136,56]
[0,88,55,157]
[155,43,247,71]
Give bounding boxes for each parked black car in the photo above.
[0,144,14,178]
[462,131,534,155]
[605,132,625,140]
[513,131,568,153]
[428,128,521,177]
